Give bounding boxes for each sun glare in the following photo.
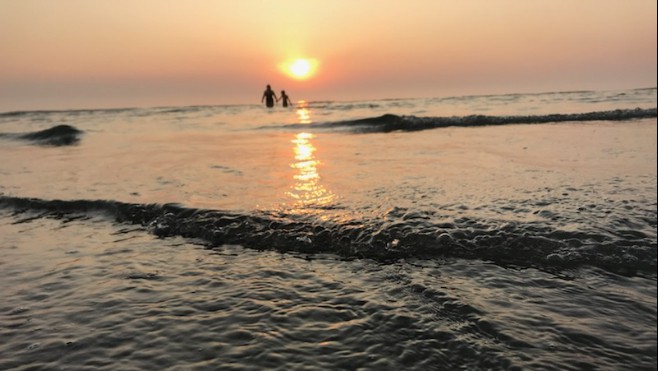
[280,58,319,80]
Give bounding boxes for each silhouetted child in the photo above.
[278,90,292,108]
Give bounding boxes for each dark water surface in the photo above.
[1,211,655,370]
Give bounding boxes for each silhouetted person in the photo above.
[262,84,278,108]
[278,90,292,108]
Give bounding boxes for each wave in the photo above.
[1,195,654,277]
[277,108,657,133]
[0,124,83,146]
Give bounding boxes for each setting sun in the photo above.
[280,58,319,80]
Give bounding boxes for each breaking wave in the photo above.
[0,124,83,146]
[1,195,654,277]
[276,108,657,133]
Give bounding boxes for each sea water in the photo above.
[0,88,656,370]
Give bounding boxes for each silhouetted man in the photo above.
[262,84,278,108]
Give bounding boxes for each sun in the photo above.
[280,58,319,80]
[290,59,312,78]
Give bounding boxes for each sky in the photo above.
[1,0,656,111]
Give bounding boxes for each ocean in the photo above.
[0,87,656,370]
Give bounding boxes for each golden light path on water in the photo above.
[286,102,334,208]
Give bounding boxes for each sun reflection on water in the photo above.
[287,103,334,208]
[287,132,334,207]
[296,101,312,124]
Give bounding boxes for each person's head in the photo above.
[266,84,271,90]
[281,90,286,95]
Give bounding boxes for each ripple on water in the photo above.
[0,212,656,370]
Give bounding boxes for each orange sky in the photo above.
[1,1,656,111]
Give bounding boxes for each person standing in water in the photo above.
[278,90,292,108]
[262,84,278,108]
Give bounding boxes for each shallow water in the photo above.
[1,213,656,370]
[1,88,656,369]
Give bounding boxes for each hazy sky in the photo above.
[1,1,656,111]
